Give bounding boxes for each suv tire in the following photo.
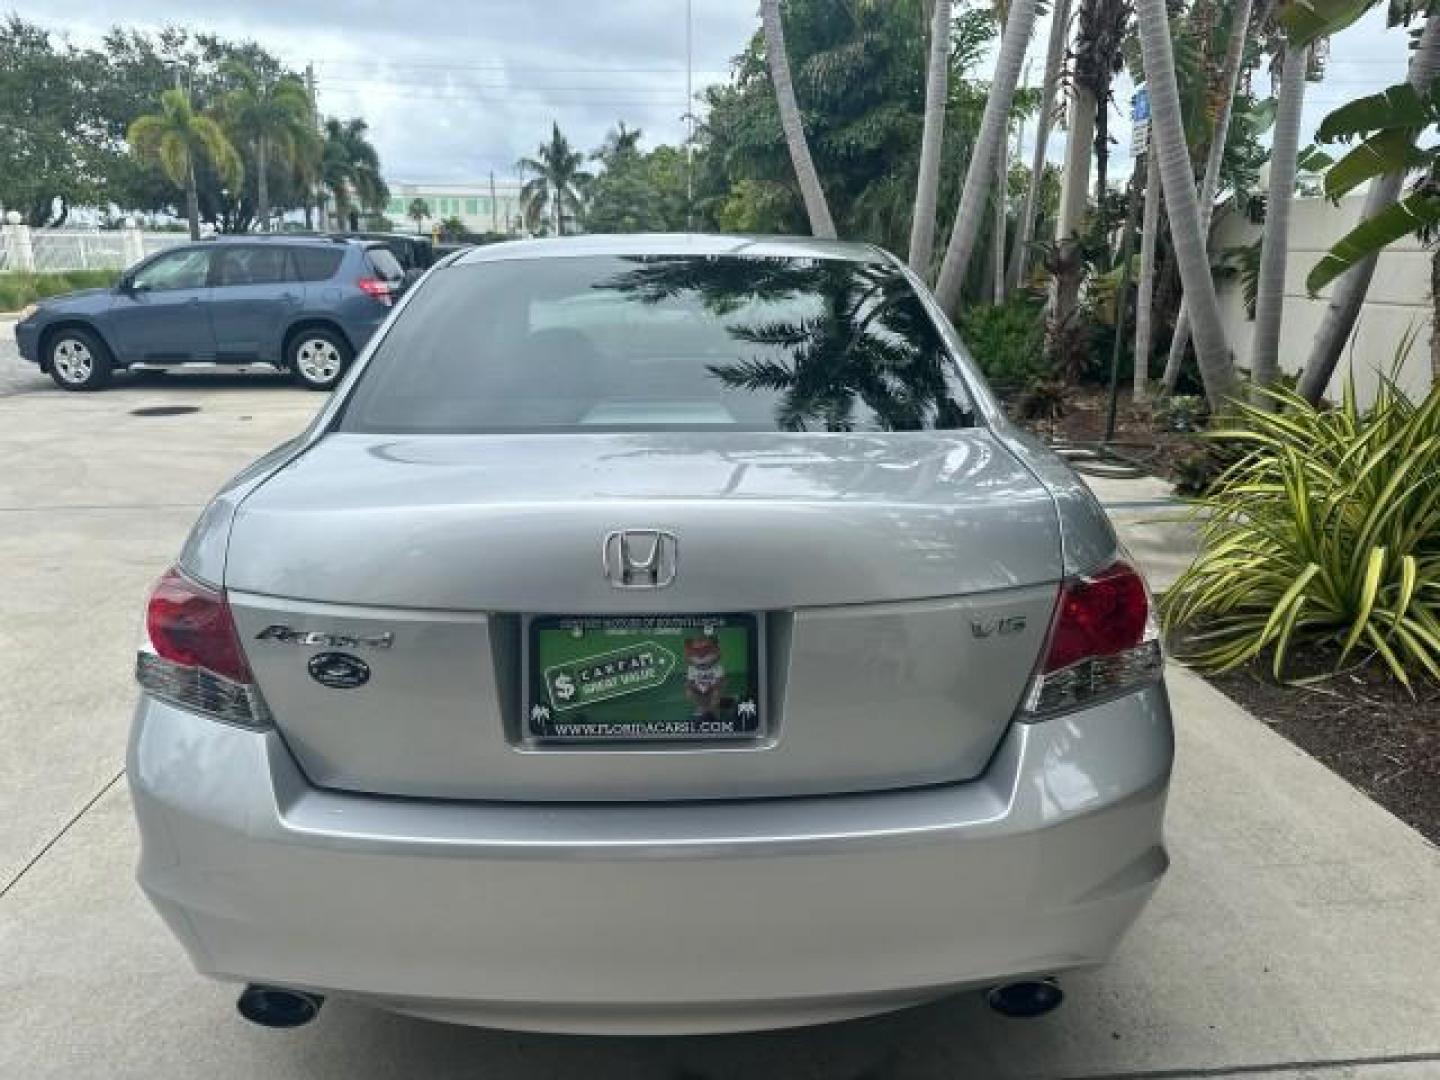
[45,327,114,391]
[287,327,353,391]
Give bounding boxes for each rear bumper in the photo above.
[128,686,1173,1035]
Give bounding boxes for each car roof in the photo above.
[201,234,359,247]
[451,233,890,266]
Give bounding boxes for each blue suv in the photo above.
[13,237,407,391]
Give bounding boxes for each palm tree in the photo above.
[222,62,314,232]
[1160,0,1256,394]
[1135,0,1238,410]
[1008,0,1072,293]
[321,117,388,231]
[408,198,431,235]
[760,0,836,239]
[128,88,242,240]
[908,0,952,276]
[1300,11,1440,403]
[519,123,591,236]
[933,0,1042,314]
[1249,41,1310,397]
[1133,140,1161,400]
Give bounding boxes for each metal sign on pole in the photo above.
[1131,86,1151,159]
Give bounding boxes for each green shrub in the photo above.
[1162,377,1440,685]
[0,270,119,312]
[956,295,1047,387]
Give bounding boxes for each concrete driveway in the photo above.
[1,335,1437,1079]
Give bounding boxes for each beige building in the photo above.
[383,180,526,236]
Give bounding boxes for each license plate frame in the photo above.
[523,613,764,745]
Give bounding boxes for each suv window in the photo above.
[337,255,976,435]
[131,248,212,292]
[212,246,289,287]
[291,246,344,282]
[365,247,405,283]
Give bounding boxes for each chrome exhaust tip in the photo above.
[986,977,1064,1018]
[236,985,324,1028]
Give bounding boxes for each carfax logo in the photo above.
[543,641,678,712]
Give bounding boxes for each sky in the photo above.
[8,0,1415,187]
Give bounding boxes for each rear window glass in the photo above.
[365,247,405,281]
[290,247,344,282]
[213,246,288,286]
[336,254,975,435]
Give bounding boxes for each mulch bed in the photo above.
[1007,383,1203,484]
[1205,656,1440,846]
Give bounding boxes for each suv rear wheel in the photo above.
[46,327,114,391]
[287,328,353,391]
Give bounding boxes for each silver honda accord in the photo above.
[129,234,1172,1035]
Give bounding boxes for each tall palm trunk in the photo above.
[1008,0,1071,293]
[1046,82,1096,351]
[1249,42,1309,398]
[256,134,271,232]
[761,0,836,239]
[909,0,952,276]
[1133,141,1162,400]
[1161,0,1254,393]
[1136,0,1237,410]
[184,155,201,240]
[1299,12,1440,404]
[993,134,1009,301]
[933,0,1041,314]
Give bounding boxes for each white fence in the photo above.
[1213,195,1433,405]
[0,221,187,274]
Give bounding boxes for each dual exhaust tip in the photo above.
[235,978,1061,1030]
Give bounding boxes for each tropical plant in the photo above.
[1134,0,1238,411]
[407,197,431,234]
[956,293,1049,386]
[518,122,591,236]
[320,117,387,231]
[759,0,836,238]
[1163,372,1440,685]
[933,0,1043,315]
[1299,10,1440,399]
[127,87,241,239]
[1074,0,1134,203]
[220,60,313,231]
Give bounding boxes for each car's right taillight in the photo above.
[135,567,268,728]
[1021,557,1163,719]
[357,276,394,306]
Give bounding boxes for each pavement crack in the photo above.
[0,768,125,902]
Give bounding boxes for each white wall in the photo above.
[1212,195,1433,404]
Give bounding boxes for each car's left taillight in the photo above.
[357,276,394,306]
[1020,557,1164,719]
[135,567,268,728]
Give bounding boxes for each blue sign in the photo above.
[1132,87,1151,122]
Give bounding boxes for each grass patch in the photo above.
[0,270,119,312]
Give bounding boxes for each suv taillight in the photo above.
[136,568,268,728]
[357,276,394,305]
[1021,558,1162,718]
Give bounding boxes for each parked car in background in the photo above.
[129,234,1173,1035]
[13,236,406,391]
[331,231,436,289]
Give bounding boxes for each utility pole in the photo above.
[489,171,498,233]
[685,0,694,230]
[305,63,323,230]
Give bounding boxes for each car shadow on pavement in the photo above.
[248,992,1069,1080]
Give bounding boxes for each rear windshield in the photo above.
[290,247,344,282]
[336,254,975,434]
[365,247,405,281]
